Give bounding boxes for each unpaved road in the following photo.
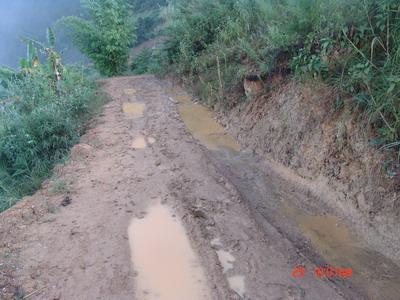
[0,76,398,299]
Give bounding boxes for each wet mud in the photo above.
[128,204,211,300]
[168,87,400,300]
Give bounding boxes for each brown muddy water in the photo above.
[216,149,400,299]
[131,136,147,149]
[175,94,240,152]
[128,204,211,300]
[123,88,137,96]
[281,203,400,300]
[122,102,145,118]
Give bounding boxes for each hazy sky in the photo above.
[0,0,82,68]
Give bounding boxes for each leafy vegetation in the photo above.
[131,46,168,75]
[128,0,167,45]
[142,0,399,158]
[60,0,134,76]
[0,29,103,212]
[131,48,154,74]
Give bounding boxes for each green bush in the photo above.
[128,0,167,12]
[135,11,166,45]
[288,0,400,146]
[60,0,134,76]
[127,0,167,44]
[0,66,102,212]
[131,46,170,76]
[146,0,399,158]
[131,48,153,74]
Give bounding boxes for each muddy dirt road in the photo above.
[1,76,399,299]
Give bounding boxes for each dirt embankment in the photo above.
[220,79,400,263]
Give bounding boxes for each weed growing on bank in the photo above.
[0,31,104,212]
[137,0,400,158]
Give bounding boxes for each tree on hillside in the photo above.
[128,0,167,12]
[60,0,134,76]
[127,0,167,45]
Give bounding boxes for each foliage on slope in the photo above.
[128,0,167,45]
[60,0,134,76]
[139,0,400,159]
[0,29,103,212]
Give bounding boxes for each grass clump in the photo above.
[49,179,70,195]
[0,31,104,212]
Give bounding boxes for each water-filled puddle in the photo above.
[216,250,235,273]
[215,248,246,297]
[123,102,145,118]
[174,94,192,103]
[164,87,239,151]
[124,88,137,96]
[128,204,211,300]
[131,136,147,149]
[227,275,246,298]
[281,203,400,299]
[169,93,240,152]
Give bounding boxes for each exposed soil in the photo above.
[220,79,400,263]
[0,76,398,300]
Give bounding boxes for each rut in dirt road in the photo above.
[1,75,392,300]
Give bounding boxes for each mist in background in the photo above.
[0,0,83,68]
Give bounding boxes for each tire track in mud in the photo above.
[158,80,352,300]
[204,136,400,300]
[0,76,375,300]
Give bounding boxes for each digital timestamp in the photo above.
[291,266,353,279]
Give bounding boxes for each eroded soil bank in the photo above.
[0,76,398,300]
[220,79,400,264]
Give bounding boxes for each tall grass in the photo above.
[139,0,399,160]
[0,65,103,212]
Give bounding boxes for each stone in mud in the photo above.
[70,228,80,236]
[61,196,72,207]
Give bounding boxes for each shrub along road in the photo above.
[0,76,396,299]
